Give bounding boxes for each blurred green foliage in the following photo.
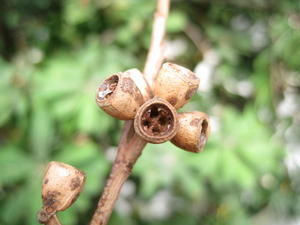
[0,0,299,225]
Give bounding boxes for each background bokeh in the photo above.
[0,0,300,224]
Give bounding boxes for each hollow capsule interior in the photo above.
[198,119,209,150]
[141,103,174,136]
[97,75,119,101]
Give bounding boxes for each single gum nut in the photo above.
[171,111,210,153]
[154,62,200,109]
[96,69,151,120]
[134,97,178,144]
[41,161,86,214]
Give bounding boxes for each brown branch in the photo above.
[89,1,170,225]
[90,121,146,225]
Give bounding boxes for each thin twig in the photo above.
[184,23,211,54]
[144,0,170,87]
[89,1,170,225]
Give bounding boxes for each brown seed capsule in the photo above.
[171,111,210,153]
[96,69,151,120]
[134,97,178,144]
[154,62,200,109]
[39,161,85,219]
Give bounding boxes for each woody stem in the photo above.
[89,121,146,225]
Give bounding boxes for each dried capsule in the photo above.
[96,69,151,120]
[38,161,85,223]
[171,111,210,153]
[154,62,200,109]
[134,97,178,144]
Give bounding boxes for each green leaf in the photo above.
[0,146,34,185]
[167,10,188,33]
[77,95,113,135]
[30,102,54,161]
[64,0,97,25]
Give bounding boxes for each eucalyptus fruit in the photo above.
[134,97,178,144]
[96,69,151,120]
[171,111,210,153]
[38,161,85,224]
[154,62,200,109]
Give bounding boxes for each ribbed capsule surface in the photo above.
[154,63,200,109]
[171,111,210,153]
[41,161,86,214]
[96,69,151,120]
[134,97,178,144]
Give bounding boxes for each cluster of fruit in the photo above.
[96,62,210,153]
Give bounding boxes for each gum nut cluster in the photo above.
[96,62,211,153]
[38,161,85,223]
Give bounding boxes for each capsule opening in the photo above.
[97,75,119,100]
[141,103,174,136]
[199,119,209,149]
